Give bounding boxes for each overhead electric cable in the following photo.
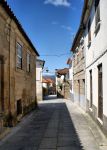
[41,52,71,57]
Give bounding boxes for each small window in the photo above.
[17,99,22,115]
[88,19,91,48]
[95,0,100,34]
[27,53,30,72]
[82,46,84,58]
[90,70,93,108]
[77,54,79,64]
[16,43,22,69]
[73,58,75,67]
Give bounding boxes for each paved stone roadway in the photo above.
[0,98,107,150]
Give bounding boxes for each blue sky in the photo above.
[7,0,84,74]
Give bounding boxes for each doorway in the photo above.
[17,99,22,115]
[98,64,103,121]
[0,57,4,112]
[90,70,93,108]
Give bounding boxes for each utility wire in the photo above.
[41,52,71,57]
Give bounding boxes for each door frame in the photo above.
[98,63,103,121]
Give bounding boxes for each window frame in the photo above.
[16,43,22,69]
[95,0,100,35]
[88,19,91,48]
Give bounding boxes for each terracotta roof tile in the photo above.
[57,68,69,75]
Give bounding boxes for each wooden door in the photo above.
[0,60,1,112]
[98,64,103,120]
[17,100,22,115]
[90,70,93,108]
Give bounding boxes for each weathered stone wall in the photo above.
[0,5,37,126]
[36,81,42,101]
[73,46,86,110]
[0,5,10,114]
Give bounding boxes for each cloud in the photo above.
[51,21,72,33]
[52,21,59,25]
[70,6,76,11]
[61,25,72,31]
[44,0,71,7]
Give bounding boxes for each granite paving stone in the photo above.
[0,97,107,150]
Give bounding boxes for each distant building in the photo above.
[42,77,56,97]
[67,58,74,102]
[0,0,39,127]
[36,59,45,101]
[71,28,86,110]
[56,68,70,99]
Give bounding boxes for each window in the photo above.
[95,0,100,34]
[77,53,79,64]
[27,53,30,72]
[16,43,22,69]
[73,58,75,67]
[82,46,84,58]
[88,19,91,47]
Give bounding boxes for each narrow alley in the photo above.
[0,97,107,150]
[1,0,107,149]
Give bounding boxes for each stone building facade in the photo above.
[67,58,74,102]
[56,68,70,99]
[0,0,39,127]
[71,30,86,110]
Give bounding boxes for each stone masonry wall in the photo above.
[0,5,37,126]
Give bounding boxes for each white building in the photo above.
[82,0,107,134]
[67,58,74,101]
[70,0,107,135]
[36,59,45,101]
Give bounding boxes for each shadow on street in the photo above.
[43,95,58,100]
[0,101,84,150]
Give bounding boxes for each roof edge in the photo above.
[0,0,39,56]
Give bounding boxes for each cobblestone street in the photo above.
[0,97,107,150]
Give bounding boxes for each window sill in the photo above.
[97,117,103,125]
